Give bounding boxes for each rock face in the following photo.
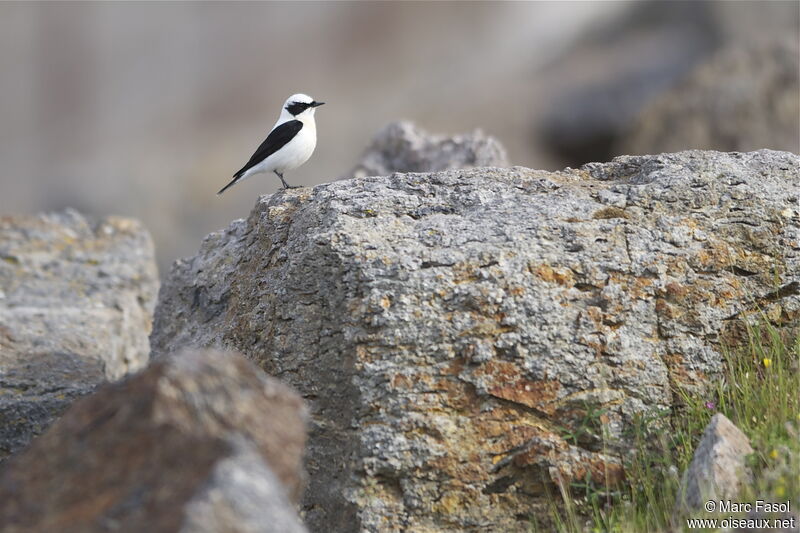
[348,121,509,178]
[0,209,159,460]
[621,39,800,156]
[0,349,308,533]
[677,413,754,511]
[152,150,800,532]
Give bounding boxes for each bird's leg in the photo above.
[275,171,298,189]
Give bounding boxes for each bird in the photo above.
[217,93,324,195]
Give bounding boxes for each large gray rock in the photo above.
[347,121,509,179]
[677,413,754,511]
[0,349,308,533]
[621,39,800,156]
[0,209,159,460]
[152,150,799,532]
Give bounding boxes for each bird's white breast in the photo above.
[243,118,316,180]
[272,119,317,173]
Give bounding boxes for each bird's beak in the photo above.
[311,101,325,108]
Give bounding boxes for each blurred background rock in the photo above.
[1,1,797,274]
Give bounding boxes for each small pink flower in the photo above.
[705,401,716,410]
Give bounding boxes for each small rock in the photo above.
[677,413,754,512]
[0,349,308,533]
[347,121,509,178]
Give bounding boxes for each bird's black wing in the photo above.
[234,119,304,178]
[217,120,304,195]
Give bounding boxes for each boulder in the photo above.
[621,39,800,156]
[0,349,308,533]
[347,121,508,178]
[152,150,799,532]
[538,1,720,166]
[0,209,158,460]
[676,413,754,511]
[537,3,800,167]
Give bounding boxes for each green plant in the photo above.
[533,318,799,532]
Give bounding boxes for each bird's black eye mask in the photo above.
[286,102,309,115]
[286,101,323,116]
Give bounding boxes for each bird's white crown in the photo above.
[284,93,314,106]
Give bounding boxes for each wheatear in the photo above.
[218,93,324,194]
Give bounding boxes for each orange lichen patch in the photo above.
[451,262,481,283]
[591,207,628,220]
[693,241,735,271]
[511,436,625,488]
[354,344,371,362]
[473,410,550,445]
[434,288,450,299]
[606,272,654,300]
[585,306,603,324]
[583,340,605,358]
[511,435,569,467]
[425,403,555,485]
[532,264,575,286]
[379,296,392,309]
[567,457,625,487]
[444,357,466,376]
[655,298,683,320]
[390,373,414,390]
[715,283,742,301]
[506,284,526,297]
[431,451,488,482]
[474,360,560,414]
[435,492,463,516]
[432,377,481,412]
[582,302,625,334]
[424,425,495,482]
[664,281,688,302]
[663,352,707,388]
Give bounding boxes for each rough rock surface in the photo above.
[0,349,308,533]
[676,413,754,511]
[0,209,158,460]
[347,121,508,179]
[621,39,800,156]
[152,150,800,532]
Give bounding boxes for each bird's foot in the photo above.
[280,184,300,190]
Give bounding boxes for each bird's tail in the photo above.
[216,173,243,195]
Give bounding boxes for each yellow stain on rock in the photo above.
[532,264,574,286]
